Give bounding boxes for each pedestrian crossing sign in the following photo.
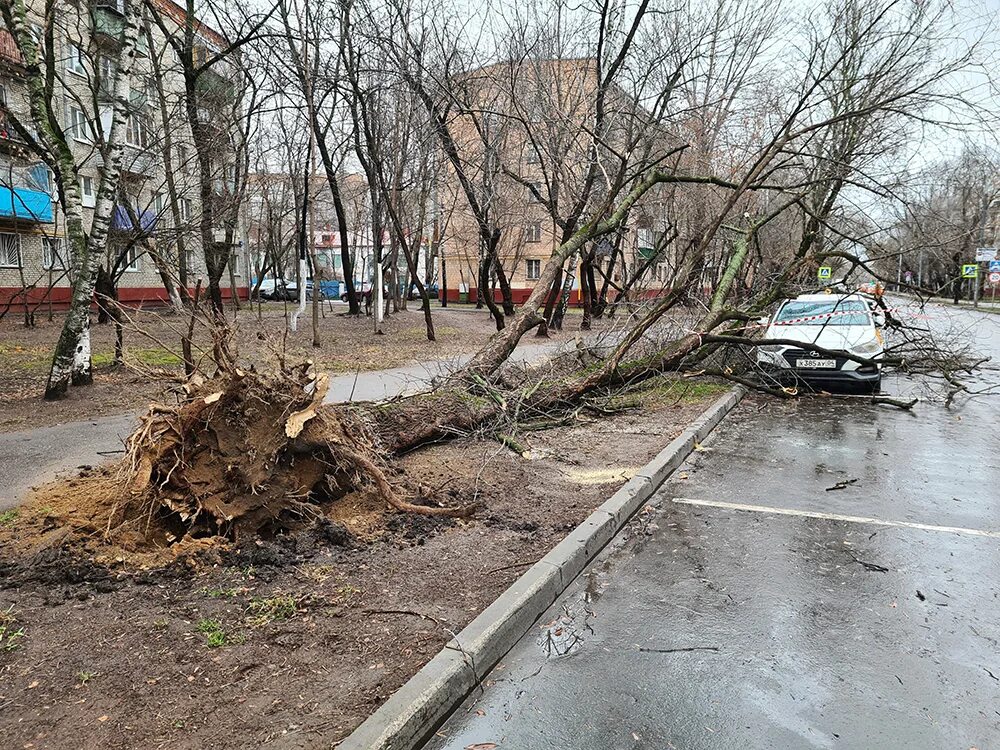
[817,266,832,280]
[962,264,978,279]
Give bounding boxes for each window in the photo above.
[527,182,542,203]
[80,175,96,208]
[68,106,91,142]
[123,245,141,271]
[43,237,66,269]
[100,56,116,81]
[66,43,86,75]
[179,197,192,222]
[125,114,146,147]
[176,145,189,165]
[230,251,241,276]
[0,232,20,267]
[525,221,542,243]
[526,259,541,280]
[774,299,871,327]
[99,56,115,97]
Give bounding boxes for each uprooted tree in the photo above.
[61,0,997,546]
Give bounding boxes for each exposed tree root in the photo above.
[115,366,471,543]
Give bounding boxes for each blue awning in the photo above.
[111,205,157,234]
[0,187,53,223]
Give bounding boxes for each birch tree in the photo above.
[0,0,144,398]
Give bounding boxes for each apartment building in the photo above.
[0,0,246,310]
[439,57,670,304]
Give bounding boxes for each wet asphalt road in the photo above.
[425,304,1000,750]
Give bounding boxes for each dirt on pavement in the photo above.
[0,381,722,750]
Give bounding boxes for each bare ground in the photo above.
[0,381,722,750]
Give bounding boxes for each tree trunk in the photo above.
[478,252,504,330]
[495,258,515,316]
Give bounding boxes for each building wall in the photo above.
[436,58,666,302]
[0,0,246,309]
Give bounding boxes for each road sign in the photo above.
[990,259,1000,274]
[962,263,979,278]
[817,266,832,280]
[976,247,998,262]
[990,271,1000,285]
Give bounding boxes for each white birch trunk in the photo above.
[7,0,145,398]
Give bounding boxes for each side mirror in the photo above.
[757,316,769,327]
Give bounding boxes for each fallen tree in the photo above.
[25,0,994,551]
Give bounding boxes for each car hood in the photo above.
[766,324,877,351]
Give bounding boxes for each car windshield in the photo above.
[774,299,871,326]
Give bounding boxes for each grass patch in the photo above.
[0,509,18,527]
[91,352,115,367]
[195,618,233,648]
[76,670,96,685]
[198,586,242,599]
[245,595,297,627]
[133,348,182,366]
[617,378,729,408]
[0,606,25,652]
[91,348,182,369]
[0,344,50,372]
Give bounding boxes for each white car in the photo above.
[253,278,294,300]
[756,293,885,392]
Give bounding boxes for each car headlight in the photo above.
[852,339,882,355]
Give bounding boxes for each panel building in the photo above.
[0,0,247,310]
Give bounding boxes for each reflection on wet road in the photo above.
[425,304,1000,750]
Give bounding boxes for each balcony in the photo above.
[0,186,53,223]
[193,45,237,103]
[0,111,35,153]
[0,29,26,78]
[92,3,149,56]
[111,203,156,235]
[119,145,158,176]
[97,78,150,110]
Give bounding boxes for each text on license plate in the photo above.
[796,358,836,369]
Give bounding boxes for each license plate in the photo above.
[796,358,836,369]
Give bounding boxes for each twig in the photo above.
[484,561,534,576]
[637,646,720,654]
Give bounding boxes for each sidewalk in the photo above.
[0,335,592,510]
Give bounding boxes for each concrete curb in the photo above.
[339,386,746,750]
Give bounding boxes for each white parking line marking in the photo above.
[671,498,1000,539]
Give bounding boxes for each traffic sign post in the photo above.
[961,263,980,307]
[975,247,998,262]
[817,266,832,281]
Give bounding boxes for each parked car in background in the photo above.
[756,292,886,392]
[252,278,294,301]
[282,279,340,301]
[341,281,373,303]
